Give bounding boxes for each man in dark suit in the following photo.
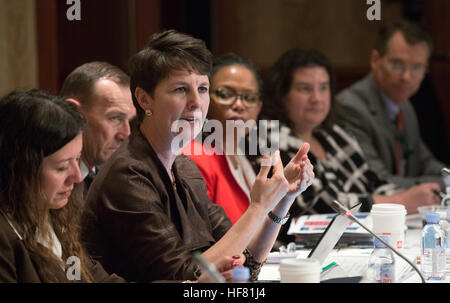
[336,21,448,191]
[60,62,136,195]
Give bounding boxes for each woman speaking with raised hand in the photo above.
[80,30,314,282]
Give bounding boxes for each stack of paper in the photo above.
[287,213,374,248]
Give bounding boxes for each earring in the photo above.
[145,109,153,116]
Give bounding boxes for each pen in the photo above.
[321,261,338,274]
[192,252,226,283]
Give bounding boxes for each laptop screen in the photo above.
[307,203,362,265]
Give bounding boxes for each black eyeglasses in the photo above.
[211,88,261,108]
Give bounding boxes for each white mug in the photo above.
[279,258,320,283]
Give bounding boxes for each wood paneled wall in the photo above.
[424,0,450,141]
[34,0,164,94]
[212,0,404,92]
[0,0,38,96]
[212,0,403,70]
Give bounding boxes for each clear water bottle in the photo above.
[439,213,450,272]
[437,211,450,274]
[232,266,250,283]
[367,235,395,283]
[421,212,446,280]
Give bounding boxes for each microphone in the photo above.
[192,252,226,283]
[331,200,426,283]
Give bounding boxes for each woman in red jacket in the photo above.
[184,53,312,224]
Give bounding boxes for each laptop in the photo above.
[259,203,367,282]
[307,203,363,266]
[267,203,368,265]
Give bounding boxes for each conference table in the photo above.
[258,214,450,283]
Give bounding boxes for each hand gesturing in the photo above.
[250,150,289,211]
[283,143,314,200]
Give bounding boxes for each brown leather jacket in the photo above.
[0,211,125,283]
[81,129,232,282]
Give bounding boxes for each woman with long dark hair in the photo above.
[0,89,125,282]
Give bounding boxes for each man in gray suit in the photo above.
[336,21,448,191]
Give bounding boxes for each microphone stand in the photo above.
[332,200,426,283]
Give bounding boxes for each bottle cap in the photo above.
[426,212,440,224]
[232,266,250,282]
[373,235,389,248]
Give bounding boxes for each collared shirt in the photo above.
[81,161,98,201]
[80,160,96,180]
[381,93,407,176]
[225,154,255,200]
[36,222,63,260]
[382,94,450,189]
[381,93,401,122]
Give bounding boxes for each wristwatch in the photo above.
[268,211,290,225]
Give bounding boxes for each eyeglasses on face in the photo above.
[385,59,427,78]
[211,88,261,107]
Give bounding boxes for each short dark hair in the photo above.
[129,29,212,122]
[212,53,263,94]
[262,48,335,129]
[60,61,130,106]
[375,20,433,57]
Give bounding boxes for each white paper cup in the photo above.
[370,203,406,250]
[279,258,320,283]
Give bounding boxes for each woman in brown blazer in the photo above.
[81,30,314,282]
[0,89,127,282]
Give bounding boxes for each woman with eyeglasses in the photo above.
[182,53,301,224]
